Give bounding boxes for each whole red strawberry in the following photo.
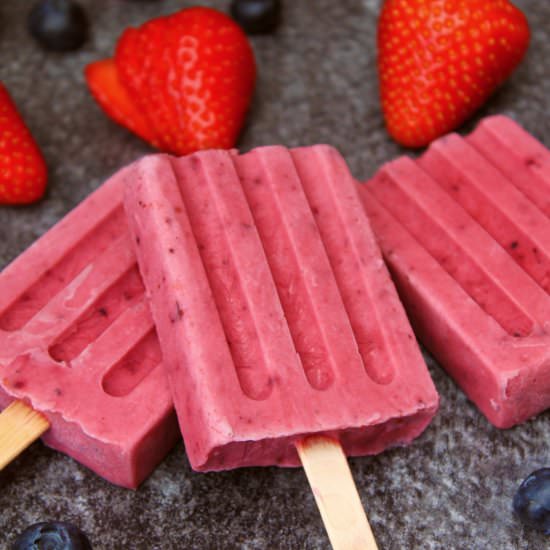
[0,83,47,205]
[85,7,256,155]
[378,0,530,148]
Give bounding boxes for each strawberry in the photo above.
[378,0,530,148]
[85,7,256,155]
[0,83,47,205]
[84,59,156,144]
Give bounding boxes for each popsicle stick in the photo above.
[0,401,49,469]
[296,436,378,550]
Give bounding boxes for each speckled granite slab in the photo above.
[1,1,548,548]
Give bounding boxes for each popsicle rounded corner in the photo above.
[495,364,550,430]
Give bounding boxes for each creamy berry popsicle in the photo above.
[124,145,439,547]
[359,116,550,429]
[0,168,179,488]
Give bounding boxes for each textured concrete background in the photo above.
[1,1,549,548]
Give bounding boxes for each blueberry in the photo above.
[28,0,88,52]
[513,468,550,534]
[230,0,281,35]
[12,521,93,549]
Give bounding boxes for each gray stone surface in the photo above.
[0,0,549,548]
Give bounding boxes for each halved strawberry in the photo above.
[85,7,256,155]
[378,0,530,148]
[84,59,156,144]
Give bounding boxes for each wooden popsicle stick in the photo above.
[296,436,379,550]
[0,400,50,469]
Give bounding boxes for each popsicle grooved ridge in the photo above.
[48,265,145,363]
[291,147,396,385]
[0,206,127,332]
[171,153,283,401]
[419,135,550,299]
[467,116,550,218]
[102,329,161,397]
[235,148,349,391]
[368,160,540,338]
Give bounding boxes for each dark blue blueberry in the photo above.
[230,0,281,35]
[12,521,93,549]
[513,468,550,534]
[28,0,88,52]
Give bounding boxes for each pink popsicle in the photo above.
[0,167,179,488]
[123,146,438,472]
[359,116,550,428]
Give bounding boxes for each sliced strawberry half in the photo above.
[85,59,157,145]
[85,7,256,155]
